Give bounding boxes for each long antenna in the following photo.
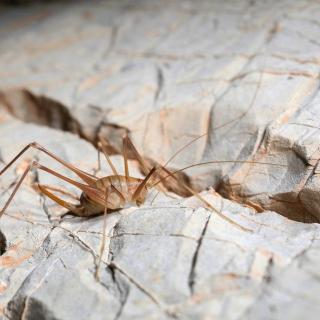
[150,160,287,189]
[150,65,266,203]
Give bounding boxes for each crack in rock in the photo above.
[153,65,164,104]
[0,230,6,256]
[109,262,179,320]
[188,213,211,295]
[53,223,175,319]
[0,89,81,135]
[107,264,130,320]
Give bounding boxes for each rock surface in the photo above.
[1,0,320,319]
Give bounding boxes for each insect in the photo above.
[0,69,285,277]
[0,134,252,278]
[0,135,263,228]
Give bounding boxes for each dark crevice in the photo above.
[0,229,6,255]
[108,264,130,320]
[94,262,130,320]
[154,65,164,104]
[188,213,211,295]
[0,89,81,134]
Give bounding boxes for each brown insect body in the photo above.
[79,175,147,216]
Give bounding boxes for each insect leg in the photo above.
[0,161,33,218]
[0,161,105,219]
[34,163,106,205]
[95,146,102,174]
[97,139,119,176]
[98,139,123,195]
[122,135,130,183]
[132,167,157,201]
[154,166,252,233]
[0,142,97,186]
[36,184,79,200]
[123,135,149,171]
[123,135,167,194]
[37,184,84,216]
[95,189,109,280]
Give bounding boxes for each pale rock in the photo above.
[0,0,320,319]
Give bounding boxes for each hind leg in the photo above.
[0,142,97,186]
[37,184,83,216]
[0,161,105,219]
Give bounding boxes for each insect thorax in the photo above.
[80,175,147,214]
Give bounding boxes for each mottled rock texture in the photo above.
[0,0,320,319]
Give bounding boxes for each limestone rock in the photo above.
[1,0,320,319]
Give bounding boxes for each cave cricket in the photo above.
[0,68,286,278]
